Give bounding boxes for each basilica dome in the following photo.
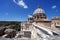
[33,6,45,14]
[28,6,47,22]
[33,6,47,19]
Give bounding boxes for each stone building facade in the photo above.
[28,6,60,29]
[21,5,60,38]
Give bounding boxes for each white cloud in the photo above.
[13,0,28,8]
[52,5,56,9]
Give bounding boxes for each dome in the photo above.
[33,6,45,14]
[32,6,47,19]
[28,15,33,20]
[52,16,60,20]
[28,15,33,18]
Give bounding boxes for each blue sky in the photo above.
[0,0,60,21]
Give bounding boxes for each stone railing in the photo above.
[0,37,56,40]
[0,37,60,40]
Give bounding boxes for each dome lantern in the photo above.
[37,5,40,8]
